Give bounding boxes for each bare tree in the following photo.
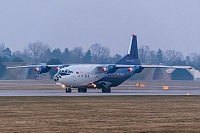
[189,53,200,70]
[90,43,110,63]
[0,42,5,56]
[24,41,49,63]
[163,50,184,65]
[138,44,152,64]
[70,47,84,63]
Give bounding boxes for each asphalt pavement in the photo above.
[0,80,199,96]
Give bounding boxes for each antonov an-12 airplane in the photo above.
[7,34,191,93]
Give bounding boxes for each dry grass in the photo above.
[0,96,199,132]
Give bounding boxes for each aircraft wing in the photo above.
[6,64,69,74]
[6,64,64,69]
[139,65,192,69]
[98,64,192,73]
[98,64,192,69]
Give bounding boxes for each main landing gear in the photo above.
[101,82,111,93]
[65,85,111,93]
[102,85,111,93]
[78,88,87,93]
[102,86,111,93]
[65,87,72,93]
[65,87,88,93]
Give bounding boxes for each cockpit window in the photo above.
[59,69,73,76]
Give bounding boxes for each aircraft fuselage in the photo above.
[54,64,138,88]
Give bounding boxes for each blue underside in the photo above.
[96,74,133,87]
[97,67,142,87]
[80,67,142,88]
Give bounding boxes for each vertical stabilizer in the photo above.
[128,34,138,59]
[116,34,141,65]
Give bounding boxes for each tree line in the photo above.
[0,41,122,64]
[0,41,200,78]
[138,44,200,70]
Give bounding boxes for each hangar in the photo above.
[135,67,200,81]
[165,67,200,81]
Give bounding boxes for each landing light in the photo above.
[92,83,97,88]
[61,84,66,89]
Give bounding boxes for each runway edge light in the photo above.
[163,86,169,90]
[139,84,145,88]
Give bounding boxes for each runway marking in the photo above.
[0,89,199,96]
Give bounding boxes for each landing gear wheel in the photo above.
[78,88,87,93]
[65,87,72,93]
[102,87,111,93]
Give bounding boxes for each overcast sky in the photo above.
[0,0,200,56]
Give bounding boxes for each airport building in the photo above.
[131,67,200,81]
[166,67,200,81]
[147,67,200,81]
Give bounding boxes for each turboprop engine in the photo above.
[34,66,51,74]
[128,66,143,73]
[128,67,134,72]
[102,65,117,74]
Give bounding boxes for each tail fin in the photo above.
[116,34,141,65]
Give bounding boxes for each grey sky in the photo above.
[0,0,200,56]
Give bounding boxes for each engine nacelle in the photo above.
[102,65,117,74]
[127,66,143,73]
[134,65,143,73]
[55,67,60,72]
[128,67,134,72]
[102,67,107,72]
[34,66,51,74]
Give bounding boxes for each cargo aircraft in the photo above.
[7,34,191,93]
